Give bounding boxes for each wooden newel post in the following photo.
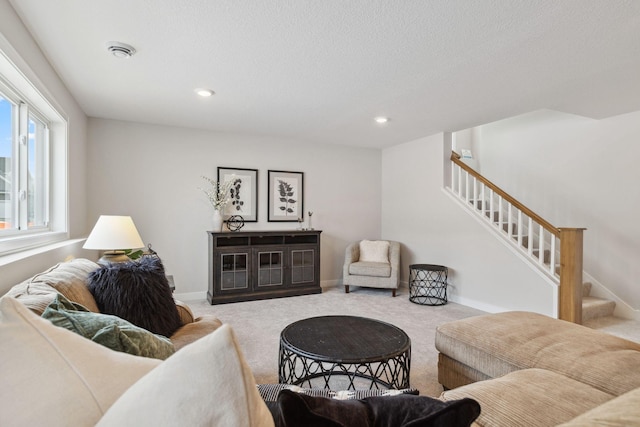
[558,228,585,323]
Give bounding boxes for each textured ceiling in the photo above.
[7,0,640,148]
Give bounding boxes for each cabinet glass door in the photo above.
[220,253,248,290]
[291,249,315,284]
[257,250,283,287]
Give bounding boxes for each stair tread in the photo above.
[582,296,616,307]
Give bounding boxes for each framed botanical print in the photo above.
[268,170,304,222]
[217,167,258,222]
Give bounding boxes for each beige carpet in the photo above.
[189,285,485,397]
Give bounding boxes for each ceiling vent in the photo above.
[106,42,136,58]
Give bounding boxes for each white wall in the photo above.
[87,118,382,297]
[382,133,556,315]
[0,0,89,294]
[473,109,640,318]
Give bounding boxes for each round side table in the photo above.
[409,264,448,306]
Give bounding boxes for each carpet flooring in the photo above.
[189,285,485,397]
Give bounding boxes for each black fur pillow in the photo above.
[87,257,183,338]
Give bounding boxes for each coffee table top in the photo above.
[280,315,410,364]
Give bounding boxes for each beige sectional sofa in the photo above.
[3,257,222,349]
[435,311,640,426]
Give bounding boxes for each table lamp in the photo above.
[83,215,145,264]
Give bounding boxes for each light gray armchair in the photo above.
[343,240,401,297]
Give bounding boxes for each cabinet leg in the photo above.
[345,285,350,293]
[392,289,396,297]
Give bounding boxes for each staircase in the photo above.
[446,151,640,337]
[448,151,584,322]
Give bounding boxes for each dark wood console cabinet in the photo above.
[208,230,322,304]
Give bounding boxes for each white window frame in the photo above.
[0,49,68,256]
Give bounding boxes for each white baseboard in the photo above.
[173,291,207,302]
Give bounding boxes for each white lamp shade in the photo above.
[83,215,145,250]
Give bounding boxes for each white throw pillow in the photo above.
[0,296,160,427]
[97,323,275,427]
[359,240,390,263]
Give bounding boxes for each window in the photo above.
[0,94,11,230]
[0,49,67,255]
[0,92,49,233]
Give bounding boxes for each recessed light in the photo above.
[195,88,214,97]
[106,41,136,58]
[375,117,389,124]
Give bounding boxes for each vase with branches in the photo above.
[199,175,235,231]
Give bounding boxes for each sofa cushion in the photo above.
[349,261,392,277]
[359,240,390,263]
[435,311,640,396]
[0,296,160,427]
[42,293,175,359]
[558,386,640,426]
[441,368,614,427]
[4,280,58,315]
[170,314,223,351]
[88,257,183,338]
[97,324,274,427]
[6,258,100,314]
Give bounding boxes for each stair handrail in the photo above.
[450,151,584,323]
[451,151,559,237]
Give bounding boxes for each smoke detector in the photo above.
[106,42,136,58]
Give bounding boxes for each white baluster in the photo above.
[489,189,495,222]
[538,225,545,265]
[465,170,470,203]
[473,177,477,206]
[517,210,523,246]
[498,197,504,233]
[528,217,533,256]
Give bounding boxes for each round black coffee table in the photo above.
[278,315,411,390]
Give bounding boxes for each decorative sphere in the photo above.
[227,215,245,232]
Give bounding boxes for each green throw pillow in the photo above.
[42,294,175,360]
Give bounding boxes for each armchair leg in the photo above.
[392,289,396,297]
[345,285,350,293]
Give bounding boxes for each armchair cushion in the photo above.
[349,262,391,278]
[359,240,390,263]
